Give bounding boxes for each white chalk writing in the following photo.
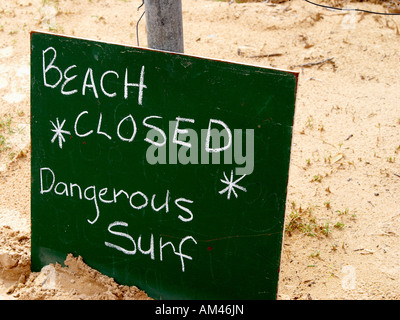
[42,46,147,105]
[39,166,197,272]
[39,44,258,273]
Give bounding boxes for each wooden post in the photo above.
[144,0,184,53]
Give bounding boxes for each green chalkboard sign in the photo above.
[31,31,298,300]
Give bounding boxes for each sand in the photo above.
[0,0,399,300]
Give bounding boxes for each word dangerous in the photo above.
[39,167,194,225]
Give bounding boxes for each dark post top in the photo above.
[144,0,184,53]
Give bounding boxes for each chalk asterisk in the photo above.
[50,118,71,149]
[219,170,247,200]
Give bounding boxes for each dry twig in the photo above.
[249,53,283,59]
[295,57,334,68]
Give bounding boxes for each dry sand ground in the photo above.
[0,0,399,300]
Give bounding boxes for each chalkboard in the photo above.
[31,31,298,300]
